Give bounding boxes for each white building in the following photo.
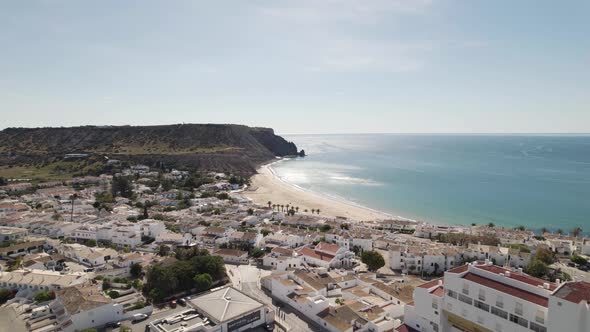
[0,226,28,243]
[402,261,590,332]
[297,242,355,269]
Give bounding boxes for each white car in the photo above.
[132,313,149,322]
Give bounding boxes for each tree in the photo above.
[267,201,272,209]
[34,290,55,302]
[525,260,548,278]
[216,192,229,200]
[260,229,272,237]
[193,273,213,292]
[487,222,495,228]
[69,193,78,222]
[107,290,120,299]
[0,288,16,304]
[250,248,265,258]
[534,247,554,265]
[514,225,526,231]
[540,227,548,234]
[130,263,143,278]
[158,245,171,257]
[316,209,321,215]
[570,255,588,265]
[102,279,111,291]
[85,239,97,247]
[572,227,583,237]
[557,229,564,235]
[247,208,254,215]
[320,224,332,232]
[361,251,385,272]
[112,176,133,198]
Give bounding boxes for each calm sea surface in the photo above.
[272,134,590,232]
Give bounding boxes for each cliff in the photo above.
[0,124,298,175]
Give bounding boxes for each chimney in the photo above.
[543,283,550,290]
[505,271,511,277]
[556,279,561,286]
[518,267,523,274]
[438,280,443,286]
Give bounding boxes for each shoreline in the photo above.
[243,159,410,222]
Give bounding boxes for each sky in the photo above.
[1,0,589,134]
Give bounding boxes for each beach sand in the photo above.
[243,163,392,221]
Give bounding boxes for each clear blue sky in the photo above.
[1,1,589,134]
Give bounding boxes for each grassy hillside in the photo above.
[0,124,298,180]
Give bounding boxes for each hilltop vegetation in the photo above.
[0,124,299,179]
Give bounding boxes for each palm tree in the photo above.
[69,193,78,222]
[304,209,308,213]
[286,204,290,213]
[572,227,583,237]
[272,204,276,211]
[295,206,299,213]
[540,227,548,234]
[316,209,321,215]
[280,205,284,212]
[267,201,272,209]
[487,222,495,228]
[311,209,315,214]
[557,228,564,235]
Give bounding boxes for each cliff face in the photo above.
[0,124,298,175]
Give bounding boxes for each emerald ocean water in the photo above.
[271,134,590,233]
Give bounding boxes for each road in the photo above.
[553,262,590,283]
[226,264,325,332]
[120,305,188,332]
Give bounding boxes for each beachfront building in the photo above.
[389,245,461,276]
[402,260,590,332]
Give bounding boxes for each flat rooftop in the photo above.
[189,287,263,324]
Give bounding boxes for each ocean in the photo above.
[271,134,590,233]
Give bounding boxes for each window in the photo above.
[509,314,528,328]
[447,290,458,299]
[491,306,508,320]
[515,302,524,316]
[535,310,545,325]
[496,296,504,308]
[432,299,438,309]
[459,294,473,305]
[431,322,439,332]
[462,282,469,295]
[530,322,547,332]
[474,300,490,312]
[478,289,486,301]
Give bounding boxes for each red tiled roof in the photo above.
[553,281,590,304]
[396,324,419,332]
[298,246,335,262]
[477,265,556,290]
[447,264,469,274]
[463,272,548,307]
[316,242,340,254]
[431,286,444,297]
[418,278,443,289]
[272,247,293,256]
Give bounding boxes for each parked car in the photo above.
[578,265,589,272]
[169,300,177,308]
[177,298,187,306]
[105,321,121,328]
[132,313,149,323]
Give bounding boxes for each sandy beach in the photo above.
[243,162,393,221]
